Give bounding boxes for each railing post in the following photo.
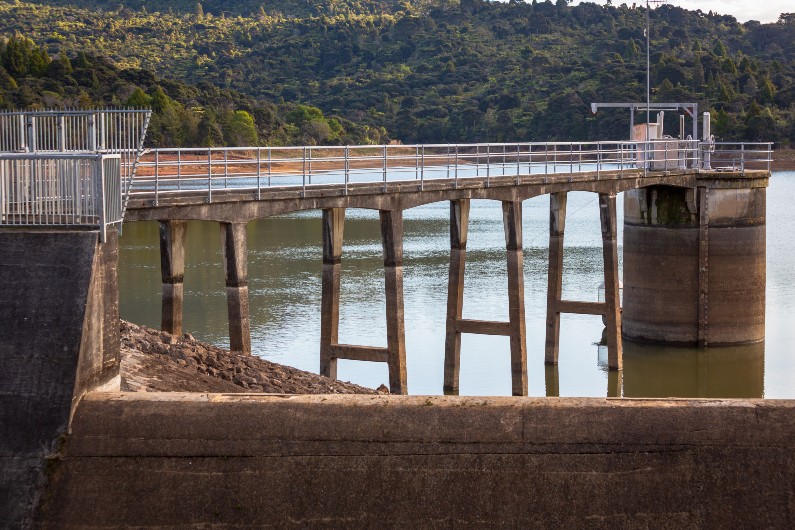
[741,143,745,173]
[302,146,307,197]
[516,143,520,185]
[177,149,182,191]
[26,115,35,153]
[207,149,212,203]
[486,143,490,186]
[382,145,388,192]
[267,146,272,187]
[344,145,350,196]
[454,144,459,189]
[420,145,425,191]
[96,154,107,243]
[154,149,159,207]
[256,148,262,200]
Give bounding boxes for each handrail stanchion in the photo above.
[256,148,262,200]
[302,146,307,197]
[454,144,459,189]
[344,145,350,196]
[154,149,159,206]
[486,143,490,187]
[383,145,388,192]
[741,144,745,174]
[516,143,520,185]
[267,147,272,188]
[207,149,212,203]
[177,150,182,191]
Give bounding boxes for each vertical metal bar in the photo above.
[308,147,312,185]
[267,146,272,187]
[420,146,425,191]
[383,145,388,192]
[208,149,213,203]
[302,146,307,197]
[344,145,350,196]
[486,143,490,187]
[256,148,262,200]
[516,143,520,184]
[224,149,228,188]
[177,150,182,191]
[741,143,745,173]
[454,144,459,189]
[154,149,159,206]
[414,146,419,181]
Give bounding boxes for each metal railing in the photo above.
[702,142,773,172]
[132,140,720,204]
[0,153,122,242]
[0,109,152,213]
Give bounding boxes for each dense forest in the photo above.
[1,0,794,146]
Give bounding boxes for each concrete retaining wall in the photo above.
[37,393,795,528]
[0,228,119,529]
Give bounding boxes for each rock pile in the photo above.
[120,321,385,395]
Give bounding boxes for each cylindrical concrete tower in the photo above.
[622,180,766,346]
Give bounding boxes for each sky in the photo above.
[569,1,790,24]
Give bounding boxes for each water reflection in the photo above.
[619,340,764,398]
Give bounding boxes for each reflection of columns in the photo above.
[220,222,251,354]
[159,220,186,336]
[320,208,345,380]
[544,365,560,397]
[599,193,623,371]
[544,192,567,365]
[381,209,408,395]
[444,199,470,393]
[504,200,528,396]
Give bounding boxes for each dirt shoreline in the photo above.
[120,321,386,394]
[772,148,795,171]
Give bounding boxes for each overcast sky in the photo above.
[569,1,790,24]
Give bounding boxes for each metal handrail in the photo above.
[127,140,777,205]
[0,153,122,242]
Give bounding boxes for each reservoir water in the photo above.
[119,171,795,398]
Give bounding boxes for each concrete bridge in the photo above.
[119,141,771,396]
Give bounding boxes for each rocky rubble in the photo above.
[120,321,386,395]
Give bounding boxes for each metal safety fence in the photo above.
[0,153,122,242]
[131,139,718,204]
[0,109,151,212]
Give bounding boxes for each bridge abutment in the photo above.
[622,178,767,346]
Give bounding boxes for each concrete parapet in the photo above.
[37,393,795,527]
[0,228,119,528]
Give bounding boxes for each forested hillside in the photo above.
[1,0,794,146]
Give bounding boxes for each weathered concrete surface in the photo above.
[37,393,795,528]
[623,183,766,345]
[0,229,119,529]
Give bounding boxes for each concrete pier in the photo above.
[318,208,408,394]
[320,208,345,380]
[380,209,408,394]
[443,200,528,396]
[220,222,251,354]
[623,179,767,345]
[158,220,186,336]
[544,192,623,370]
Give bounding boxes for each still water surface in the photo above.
[119,171,795,398]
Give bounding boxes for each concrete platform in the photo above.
[36,393,795,528]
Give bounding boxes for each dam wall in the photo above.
[0,228,119,528]
[36,393,795,527]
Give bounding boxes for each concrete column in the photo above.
[320,208,345,380]
[544,192,567,365]
[220,222,251,354]
[503,200,528,396]
[159,220,187,336]
[444,199,470,394]
[599,193,623,371]
[380,209,408,395]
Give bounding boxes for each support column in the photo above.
[159,220,187,336]
[380,209,408,395]
[599,193,623,371]
[444,199,470,394]
[544,192,567,365]
[220,222,251,354]
[544,365,560,397]
[320,208,345,380]
[503,200,528,396]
